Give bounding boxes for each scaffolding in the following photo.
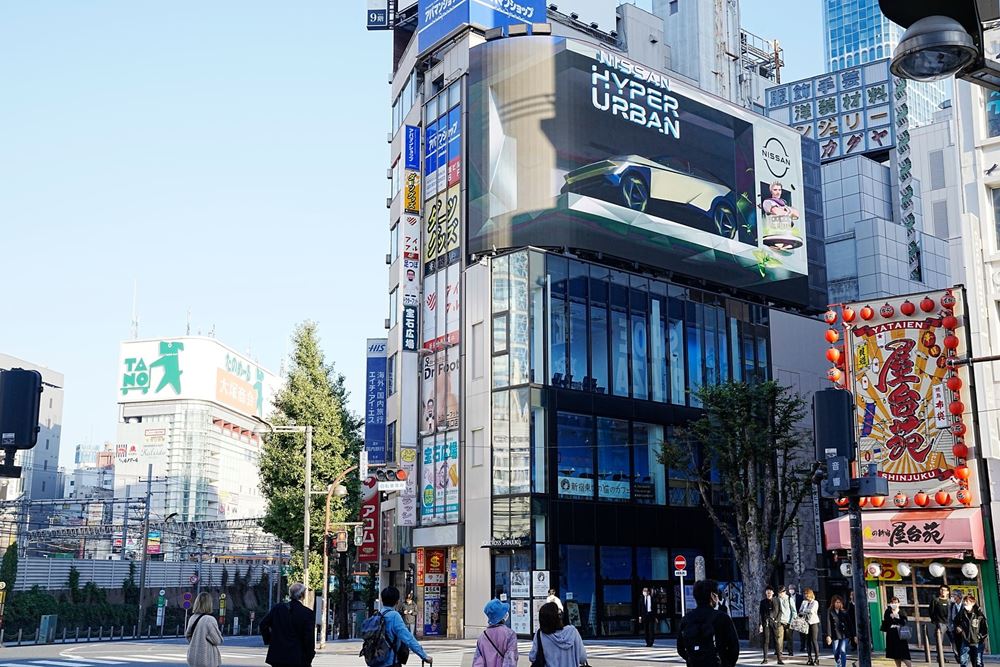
[740,27,784,83]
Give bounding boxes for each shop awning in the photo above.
[823,508,986,560]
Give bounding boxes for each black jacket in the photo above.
[678,606,740,667]
[929,598,953,625]
[760,597,780,627]
[954,606,989,645]
[260,600,316,667]
[827,608,854,640]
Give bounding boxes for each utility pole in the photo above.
[136,464,153,634]
[848,497,873,667]
[303,425,312,591]
[319,466,358,648]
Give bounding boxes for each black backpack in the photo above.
[682,611,721,667]
[360,611,393,666]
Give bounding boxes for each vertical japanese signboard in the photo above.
[365,339,388,465]
[844,288,977,506]
[358,476,381,563]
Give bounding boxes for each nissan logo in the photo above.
[762,137,791,179]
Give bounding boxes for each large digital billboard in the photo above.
[468,37,816,307]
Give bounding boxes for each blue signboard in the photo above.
[367,0,390,29]
[424,120,438,179]
[417,0,546,54]
[364,339,388,464]
[405,126,421,171]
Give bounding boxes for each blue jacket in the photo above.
[372,608,430,667]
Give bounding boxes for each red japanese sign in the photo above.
[416,548,425,586]
[358,476,380,563]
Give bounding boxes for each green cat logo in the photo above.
[122,341,184,396]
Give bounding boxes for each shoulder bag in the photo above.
[530,631,546,667]
[898,625,912,641]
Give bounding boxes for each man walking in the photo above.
[759,586,781,664]
[362,586,432,667]
[260,582,316,667]
[930,585,955,663]
[777,586,795,658]
[787,585,803,656]
[639,587,657,647]
[678,580,740,667]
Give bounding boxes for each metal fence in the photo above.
[0,620,261,647]
[15,558,267,591]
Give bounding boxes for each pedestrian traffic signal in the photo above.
[0,369,42,450]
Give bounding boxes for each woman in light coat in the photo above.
[799,588,821,666]
[186,592,223,667]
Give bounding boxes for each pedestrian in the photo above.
[711,590,729,615]
[678,579,740,667]
[880,596,912,667]
[826,595,855,667]
[402,592,418,635]
[360,586,433,667]
[528,602,587,667]
[546,588,565,613]
[759,586,781,664]
[777,587,794,663]
[260,582,317,667]
[185,592,223,667]
[846,591,858,652]
[639,586,657,647]
[798,588,821,666]
[929,585,955,663]
[950,592,965,662]
[953,594,988,667]
[787,586,804,656]
[473,599,518,667]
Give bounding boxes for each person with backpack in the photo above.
[677,579,740,667]
[361,586,432,667]
[260,582,316,667]
[953,594,989,667]
[473,599,518,667]
[185,592,223,667]
[528,601,587,667]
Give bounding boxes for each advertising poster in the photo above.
[468,37,816,308]
[532,571,550,598]
[845,288,976,503]
[358,476,380,563]
[405,125,421,171]
[444,263,461,348]
[420,435,440,525]
[511,599,531,634]
[399,445,418,526]
[422,271,438,351]
[423,548,447,636]
[424,117,438,194]
[417,0,546,54]
[113,422,168,481]
[435,110,448,192]
[404,170,421,214]
[532,599,546,633]
[421,350,459,433]
[442,430,460,517]
[511,571,530,598]
[447,105,461,187]
[364,339,388,464]
[424,187,460,276]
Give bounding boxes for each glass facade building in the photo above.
[821,0,949,127]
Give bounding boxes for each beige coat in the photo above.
[186,613,223,667]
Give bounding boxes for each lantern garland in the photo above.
[939,289,973,506]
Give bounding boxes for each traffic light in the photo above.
[0,369,42,449]
[879,0,1000,90]
[374,467,408,491]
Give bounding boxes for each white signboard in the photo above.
[532,570,550,598]
[511,599,531,634]
[118,337,280,419]
[511,571,530,598]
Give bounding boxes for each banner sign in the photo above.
[399,445,418,526]
[358,476,380,563]
[405,125,421,171]
[364,339,388,465]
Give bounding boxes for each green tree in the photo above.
[259,322,363,586]
[122,562,139,605]
[0,542,18,591]
[659,380,817,644]
[67,566,81,603]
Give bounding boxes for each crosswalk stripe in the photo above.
[32,661,102,667]
[94,659,158,664]
[144,656,185,662]
[62,660,126,665]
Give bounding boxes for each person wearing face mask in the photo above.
[881,596,912,667]
[953,594,989,667]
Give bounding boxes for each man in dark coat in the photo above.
[639,586,657,647]
[260,582,316,667]
[678,579,740,667]
[759,586,782,664]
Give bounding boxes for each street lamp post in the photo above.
[319,466,357,648]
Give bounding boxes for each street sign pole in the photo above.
[674,555,688,617]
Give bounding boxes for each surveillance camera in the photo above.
[891,15,978,81]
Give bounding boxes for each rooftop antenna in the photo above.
[186,309,192,336]
[130,281,140,340]
[208,324,216,338]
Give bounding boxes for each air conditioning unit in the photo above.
[386,197,393,208]
[384,318,391,330]
[386,168,393,179]
[385,253,393,265]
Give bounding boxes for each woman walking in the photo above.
[185,592,223,667]
[473,599,518,667]
[881,596,913,667]
[799,588,821,665]
[529,602,588,667]
[403,592,418,635]
[826,595,855,667]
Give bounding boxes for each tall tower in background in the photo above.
[821,0,950,126]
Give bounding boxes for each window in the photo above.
[630,277,649,400]
[493,392,510,495]
[686,302,703,406]
[986,91,1000,138]
[568,261,589,390]
[669,298,685,405]
[549,257,568,386]
[590,266,610,394]
[387,421,397,453]
[388,353,397,395]
[649,288,667,402]
[929,150,946,190]
[493,314,508,355]
[472,322,484,379]
[558,545,596,637]
[667,428,699,507]
[597,418,629,501]
[610,271,630,397]
[389,288,398,327]
[510,388,531,494]
[472,428,484,467]
[633,422,666,505]
[669,0,679,14]
[390,223,399,263]
[556,412,594,499]
[932,200,949,238]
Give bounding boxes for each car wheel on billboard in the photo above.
[619,171,648,212]
[712,199,738,239]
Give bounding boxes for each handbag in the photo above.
[530,630,546,667]
[899,625,912,641]
[791,616,810,634]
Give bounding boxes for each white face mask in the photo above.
[890,604,900,611]
[965,604,974,612]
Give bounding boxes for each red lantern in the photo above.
[943,315,959,330]
[950,401,966,416]
[944,335,960,350]
[920,296,936,313]
[842,307,856,323]
[914,491,930,507]
[858,496,869,507]
[900,300,916,316]
[870,495,887,508]
[860,305,875,320]
[828,368,843,383]
[942,293,957,310]
[824,310,838,324]
[953,422,968,437]
[947,376,963,391]
[893,492,908,507]
[957,489,973,505]
[827,348,842,364]
[825,329,840,343]
[921,331,937,348]
[953,441,969,459]
[835,497,849,508]
[955,465,972,482]
[880,303,895,318]
[935,490,952,506]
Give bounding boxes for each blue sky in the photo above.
[0,0,820,469]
